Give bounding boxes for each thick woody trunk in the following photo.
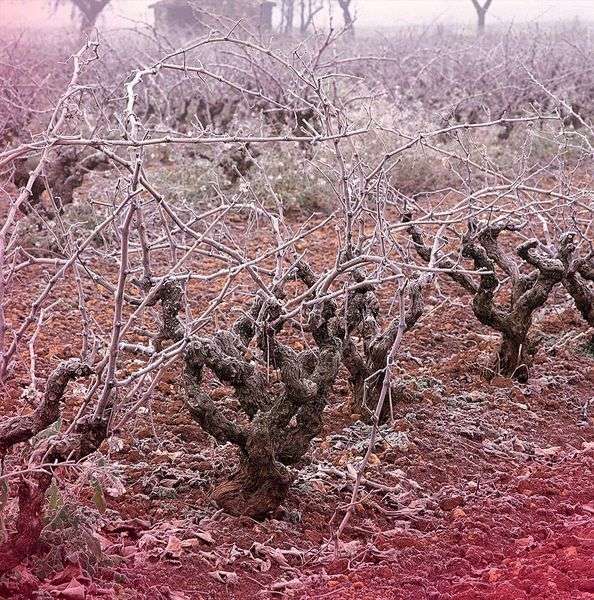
[563,272,594,328]
[178,264,341,520]
[211,457,291,520]
[0,360,101,577]
[0,419,106,576]
[210,411,293,519]
[0,473,52,576]
[496,331,532,382]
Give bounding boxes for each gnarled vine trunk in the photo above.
[408,217,570,383]
[0,361,101,577]
[162,263,343,519]
[340,273,425,422]
[0,473,52,576]
[496,329,534,382]
[211,451,292,520]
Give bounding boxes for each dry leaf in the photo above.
[194,530,215,545]
[164,535,183,559]
[251,542,291,569]
[208,570,239,585]
[534,446,561,457]
[138,533,160,551]
[310,480,327,493]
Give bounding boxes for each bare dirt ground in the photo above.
[1,213,593,600]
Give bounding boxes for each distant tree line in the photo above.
[56,0,494,36]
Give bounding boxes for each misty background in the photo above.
[2,0,593,31]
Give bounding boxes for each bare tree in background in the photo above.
[337,0,354,36]
[281,0,296,33]
[470,0,493,33]
[55,0,111,31]
[300,0,324,33]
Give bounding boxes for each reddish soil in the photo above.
[1,211,593,600]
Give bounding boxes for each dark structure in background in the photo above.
[150,0,275,32]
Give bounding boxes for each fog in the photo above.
[319,0,593,29]
[2,0,593,30]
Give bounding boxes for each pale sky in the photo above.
[2,0,593,30]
